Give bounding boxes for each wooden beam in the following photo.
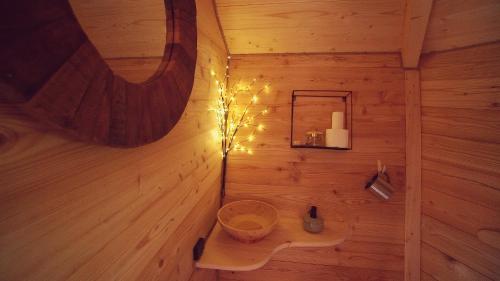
[404,70,422,281]
[402,0,434,68]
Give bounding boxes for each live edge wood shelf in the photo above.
[196,215,350,271]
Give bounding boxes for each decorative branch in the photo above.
[209,57,271,159]
[209,57,271,201]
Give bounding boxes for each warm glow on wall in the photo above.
[209,58,270,159]
[209,57,270,199]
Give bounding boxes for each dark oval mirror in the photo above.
[0,0,197,147]
[69,0,168,83]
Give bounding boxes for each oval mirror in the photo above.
[69,0,167,83]
[0,0,197,147]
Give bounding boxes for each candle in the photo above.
[331,112,345,129]
[325,128,349,148]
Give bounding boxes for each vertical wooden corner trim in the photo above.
[402,0,434,68]
[404,70,422,281]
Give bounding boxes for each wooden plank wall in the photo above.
[190,269,218,281]
[0,1,227,280]
[221,53,406,280]
[420,42,500,280]
[422,0,500,53]
[215,0,403,54]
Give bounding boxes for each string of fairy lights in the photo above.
[210,56,270,159]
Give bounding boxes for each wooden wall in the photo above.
[0,1,227,280]
[419,42,500,280]
[422,0,500,53]
[190,269,218,281]
[215,0,403,54]
[221,53,406,280]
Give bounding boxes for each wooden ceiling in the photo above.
[68,0,500,67]
[215,0,404,54]
[422,0,500,53]
[215,0,500,55]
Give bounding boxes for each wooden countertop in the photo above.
[196,215,350,271]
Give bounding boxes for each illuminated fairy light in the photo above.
[209,62,270,158]
[264,84,270,94]
[252,95,258,103]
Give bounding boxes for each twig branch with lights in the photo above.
[210,58,270,202]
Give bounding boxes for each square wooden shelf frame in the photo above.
[290,90,353,150]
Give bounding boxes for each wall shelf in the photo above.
[290,90,352,150]
[195,215,350,272]
[290,145,350,150]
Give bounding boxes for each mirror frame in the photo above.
[0,0,197,147]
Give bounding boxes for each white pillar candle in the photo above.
[325,128,349,148]
[331,112,345,129]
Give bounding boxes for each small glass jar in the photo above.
[305,130,324,146]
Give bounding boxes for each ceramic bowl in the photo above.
[217,200,279,243]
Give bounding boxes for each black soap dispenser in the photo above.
[303,206,324,233]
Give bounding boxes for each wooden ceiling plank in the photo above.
[422,0,500,53]
[215,0,404,54]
